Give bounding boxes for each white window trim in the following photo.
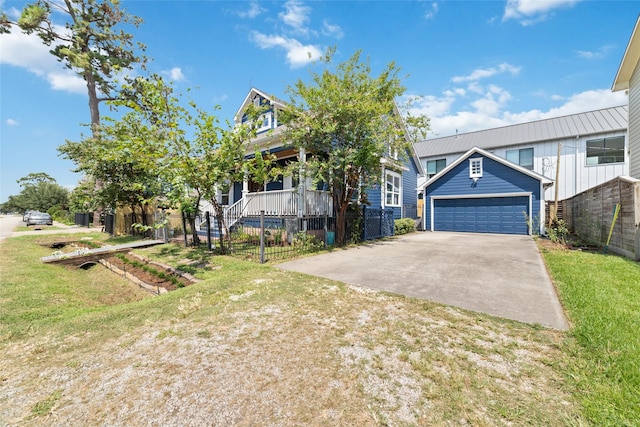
[257,112,272,132]
[469,158,483,178]
[384,169,402,207]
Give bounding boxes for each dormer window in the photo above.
[469,158,483,179]
[257,112,272,132]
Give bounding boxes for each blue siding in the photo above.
[425,154,542,234]
[366,183,382,210]
[402,154,420,219]
[365,151,421,220]
[233,182,243,203]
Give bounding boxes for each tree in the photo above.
[2,0,146,134]
[60,74,274,249]
[2,0,147,225]
[0,173,68,214]
[281,50,429,246]
[59,80,169,235]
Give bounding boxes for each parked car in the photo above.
[26,212,53,227]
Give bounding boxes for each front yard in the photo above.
[0,232,637,425]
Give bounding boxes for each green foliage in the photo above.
[281,49,429,246]
[394,218,415,235]
[115,253,180,286]
[0,172,68,213]
[292,232,323,252]
[6,0,146,131]
[547,219,569,244]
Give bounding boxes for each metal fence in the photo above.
[362,206,395,241]
[229,213,332,262]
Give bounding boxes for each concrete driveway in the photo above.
[278,232,569,330]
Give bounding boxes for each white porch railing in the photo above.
[198,189,333,231]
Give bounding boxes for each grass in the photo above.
[3,231,636,425]
[13,225,62,231]
[540,245,640,426]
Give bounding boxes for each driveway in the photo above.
[278,232,569,330]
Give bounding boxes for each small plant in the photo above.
[547,219,569,244]
[292,232,323,252]
[394,218,416,235]
[523,211,540,235]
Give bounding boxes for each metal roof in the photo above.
[414,105,628,158]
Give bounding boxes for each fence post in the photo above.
[205,211,212,252]
[260,210,265,264]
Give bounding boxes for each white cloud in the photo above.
[279,0,312,35]
[407,87,626,138]
[424,2,439,20]
[452,63,521,83]
[0,25,86,94]
[163,67,185,82]
[238,1,266,19]
[5,118,18,126]
[322,19,344,39]
[575,44,615,60]
[251,31,321,68]
[503,0,581,26]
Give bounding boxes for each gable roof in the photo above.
[613,15,640,92]
[414,105,628,159]
[233,88,287,123]
[421,146,553,191]
[233,88,426,176]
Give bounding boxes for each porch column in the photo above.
[298,148,306,218]
[242,175,249,198]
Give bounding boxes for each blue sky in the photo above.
[0,0,636,203]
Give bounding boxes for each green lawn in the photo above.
[541,246,640,426]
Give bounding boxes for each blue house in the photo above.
[421,147,553,235]
[199,88,424,236]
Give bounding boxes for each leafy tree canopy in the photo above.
[0,173,68,213]
[281,49,429,245]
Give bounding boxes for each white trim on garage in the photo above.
[430,192,533,235]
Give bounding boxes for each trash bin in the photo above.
[326,231,335,245]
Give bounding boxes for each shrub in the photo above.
[547,219,569,244]
[394,218,416,235]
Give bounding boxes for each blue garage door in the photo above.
[434,196,529,235]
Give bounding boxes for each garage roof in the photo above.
[414,105,628,159]
[421,146,553,191]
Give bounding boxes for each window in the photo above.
[257,112,272,132]
[469,158,483,178]
[426,159,446,179]
[385,170,401,206]
[586,136,625,165]
[506,147,534,170]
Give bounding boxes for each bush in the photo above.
[547,219,569,244]
[394,218,416,235]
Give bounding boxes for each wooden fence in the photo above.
[562,176,640,260]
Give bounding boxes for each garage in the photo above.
[422,147,552,235]
[433,195,530,235]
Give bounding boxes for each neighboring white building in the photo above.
[414,105,628,203]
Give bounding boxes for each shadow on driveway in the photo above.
[278,232,569,330]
